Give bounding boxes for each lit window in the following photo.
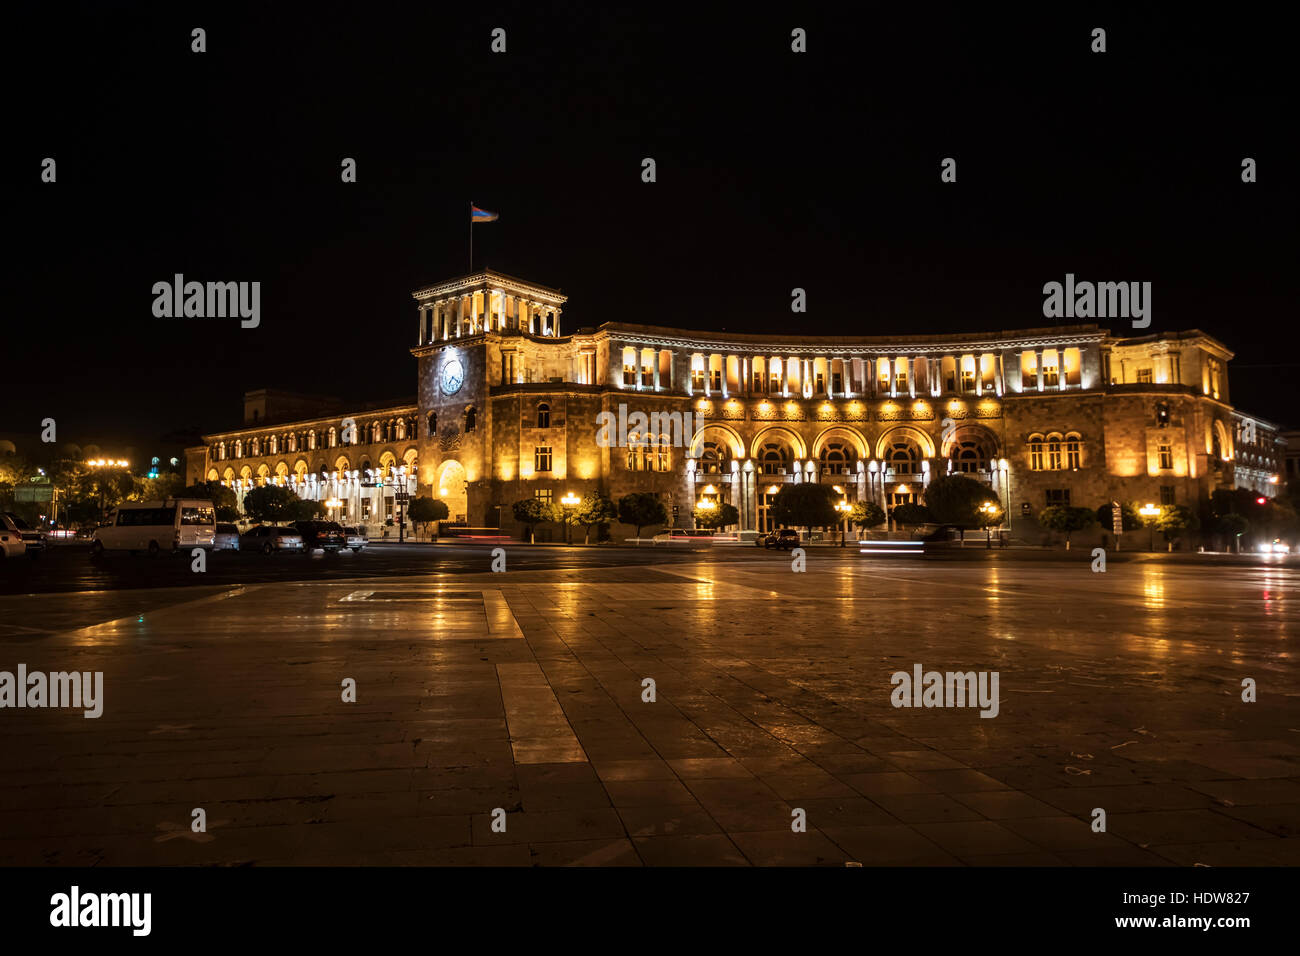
[1158,441,1172,470]
[536,403,550,429]
[1028,436,1045,471]
[1137,368,1153,384]
[1065,434,1082,469]
[535,446,553,472]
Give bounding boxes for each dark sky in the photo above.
[10,3,1297,447]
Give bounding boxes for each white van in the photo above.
[91,499,217,555]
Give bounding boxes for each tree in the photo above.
[618,492,668,539]
[242,485,301,524]
[182,480,239,521]
[694,502,739,531]
[513,497,555,543]
[1154,504,1199,551]
[293,498,327,522]
[849,500,886,530]
[1038,505,1096,549]
[923,474,1000,528]
[407,496,450,536]
[889,502,933,533]
[133,472,184,502]
[574,492,618,544]
[769,482,839,533]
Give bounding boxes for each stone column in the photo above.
[908,357,916,398]
[1036,349,1045,392]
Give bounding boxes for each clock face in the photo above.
[441,358,464,395]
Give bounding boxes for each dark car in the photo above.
[290,520,346,552]
[2,512,46,557]
[760,529,800,550]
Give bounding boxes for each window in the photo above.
[1065,434,1082,469]
[642,363,654,387]
[700,441,728,475]
[1160,485,1176,505]
[950,440,986,473]
[946,368,958,392]
[752,370,765,393]
[895,368,908,391]
[1137,368,1153,384]
[1042,361,1059,388]
[427,411,437,437]
[820,443,851,475]
[535,489,553,504]
[534,446,552,472]
[181,506,215,526]
[1158,441,1172,470]
[757,442,787,475]
[626,434,642,471]
[623,360,636,386]
[886,440,919,475]
[832,371,843,394]
[815,372,826,394]
[465,407,476,432]
[1155,402,1170,427]
[536,403,550,429]
[1046,489,1070,507]
[656,435,671,472]
[691,368,706,390]
[709,368,722,390]
[1028,435,1045,471]
[1046,435,1063,470]
[960,368,975,392]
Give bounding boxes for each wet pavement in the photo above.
[0,553,1296,866]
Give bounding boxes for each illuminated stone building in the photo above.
[188,269,1287,539]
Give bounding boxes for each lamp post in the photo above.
[979,500,1001,549]
[998,458,1009,545]
[560,491,580,544]
[835,499,850,548]
[1139,503,1160,551]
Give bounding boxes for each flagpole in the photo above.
[469,201,472,273]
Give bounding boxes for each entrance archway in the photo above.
[435,459,468,523]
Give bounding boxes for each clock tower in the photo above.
[410,269,568,525]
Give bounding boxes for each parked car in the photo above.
[2,512,46,557]
[213,522,241,551]
[0,520,28,559]
[342,526,369,552]
[289,520,346,552]
[240,525,305,554]
[90,498,216,555]
[761,529,800,550]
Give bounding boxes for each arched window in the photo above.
[536,403,550,429]
[396,419,406,440]
[819,442,853,476]
[1028,434,1045,471]
[701,441,731,475]
[328,427,337,448]
[1065,433,1082,469]
[657,435,671,472]
[1046,433,1064,471]
[234,440,243,458]
[885,440,919,475]
[757,442,788,476]
[627,433,644,471]
[465,407,476,432]
[427,411,437,437]
[950,440,986,473]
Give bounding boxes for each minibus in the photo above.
[90,499,217,555]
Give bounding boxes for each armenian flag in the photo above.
[470,204,498,222]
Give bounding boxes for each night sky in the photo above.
[10,4,1297,448]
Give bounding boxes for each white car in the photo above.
[91,498,217,555]
[213,523,241,551]
[342,526,369,552]
[0,519,28,559]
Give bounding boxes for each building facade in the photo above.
[188,269,1288,540]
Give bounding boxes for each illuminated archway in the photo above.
[435,459,468,523]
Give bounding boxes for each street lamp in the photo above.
[979,500,1001,549]
[560,491,580,544]
[1139,503,1161,551]
[835,498,850,548]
